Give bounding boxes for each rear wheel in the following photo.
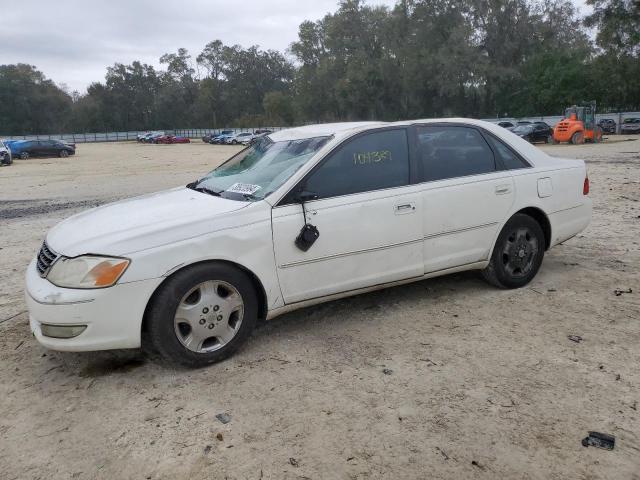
[571,131,584,145]
[144,262,258,367]
[481,214,545,289]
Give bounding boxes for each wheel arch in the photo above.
[140,259,269,337]
[515,206,552,250]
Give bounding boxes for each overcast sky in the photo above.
[1,0,589,94]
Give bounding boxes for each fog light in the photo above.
[40,324,87,339]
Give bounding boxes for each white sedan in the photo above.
[225,132,254,145]
[25,120,592,367]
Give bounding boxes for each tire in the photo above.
[481,213,545,289]
[20,152,29,160]
[570,131,584,145]
[545,135,552,144]
[59,149,69,158]
[144,262,258,367]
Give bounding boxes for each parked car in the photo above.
[240,133,258,146]
[154,135,191,144]
[0,140,12,166]
[26,119,592,367]
[9,139,75,159]
[226,132,254,145]
[210,131,235,144]
[254,129,273,135]
[620,118,640,134]
[597,118,616,134]
[511,123,554,143]
[138,131,164,142]
[497,121,515,129]
[140,132,165,143]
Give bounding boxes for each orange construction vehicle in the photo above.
[553,101,603,144]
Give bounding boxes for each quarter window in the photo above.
[416,126,497,182]
[484,134,530,170]
[303,129,410,199]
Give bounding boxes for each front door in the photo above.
[271,128,423,304]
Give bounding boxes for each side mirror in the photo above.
[295,190,319,203]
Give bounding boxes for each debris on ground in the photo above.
[382,368,393,375]
[568,335,583,343]
[216,433,224,441]
[614,288,633,296]
[215,413,232,424]
[289,457,299,467]
[582,431,615,450]
[204,445,212,455]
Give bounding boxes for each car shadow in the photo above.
[253,270,486,337]
[45,270,487,376]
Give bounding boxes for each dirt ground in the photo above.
[1,137,639,480]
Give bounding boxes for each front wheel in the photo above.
[1,153,11,165]
[481,214,545,289]
[144,263,258,367]
[19,152,29,160]
[59,149,69,158]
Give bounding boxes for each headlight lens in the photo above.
[47,255,130,289]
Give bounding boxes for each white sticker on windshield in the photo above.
[226,183,262,195]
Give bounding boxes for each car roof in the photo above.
[269,122,387,141]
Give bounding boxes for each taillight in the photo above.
[583,176,590,195]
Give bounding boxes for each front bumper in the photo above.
[25,259,162,352]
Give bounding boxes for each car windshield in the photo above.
[623,118,639,123]
[512,125,533,133]
[193,135,332,201]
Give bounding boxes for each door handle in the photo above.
[495,185,511,195]
[395,203,416,214]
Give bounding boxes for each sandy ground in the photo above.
[0,137,639,479]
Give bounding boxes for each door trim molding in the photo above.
[267,260,488,319]
[278,237,423,269]
[424,222,499,240]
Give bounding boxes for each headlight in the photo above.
[47,255,130,289]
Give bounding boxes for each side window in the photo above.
[303,129,409,199]
[484,134,530,170]
[416,126,496,182]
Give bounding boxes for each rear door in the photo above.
[415,125,517,273]
[271,128,423,304]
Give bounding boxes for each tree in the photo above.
[263,91,295,125]
[0,64,72,135]
[585,0,640,56]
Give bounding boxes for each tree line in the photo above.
[0,0,638,135]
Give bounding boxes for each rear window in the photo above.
[416,126,497,182]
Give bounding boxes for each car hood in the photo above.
[46,188,250,257]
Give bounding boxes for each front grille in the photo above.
[36,241,58,277]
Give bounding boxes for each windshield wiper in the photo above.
[187,181,222,197]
